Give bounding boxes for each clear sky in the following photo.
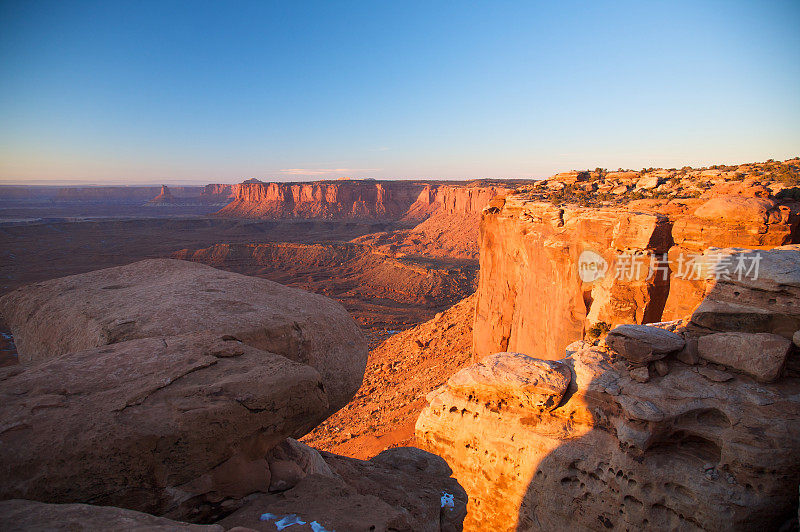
[1,0,798,185]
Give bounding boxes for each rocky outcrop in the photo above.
[0,331,331,517]
[0,500,223,531]
[473,187,799,361]
[417,245,800,531]
[473,197,672,361]
[0,259,367,412]
[218,446,467,531]
[0,259,371,519]
[216,180,428,220]
[146,185,177,205]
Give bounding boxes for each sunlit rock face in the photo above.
[473,197,672,361]
[473,191,800,361]
[216,179,512,223]
[662,195,799,320]
[216,180,429,220]
[420,245,800,531]
[417,344,800,531]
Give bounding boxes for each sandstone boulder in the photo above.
[697,332,791,382]
[605,324,685,364]
[0,500,222,532]
[0,258,368,413]
[688,246,800,338]
[447,352,571,411]
[693,195,779,223]
[635,174,661,190]
[265,438,336,493]
[0,333,329,518]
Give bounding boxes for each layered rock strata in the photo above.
[216,180,428,220]
[216,179,512,224]
[474,191,799,361]
[473,197,672,360]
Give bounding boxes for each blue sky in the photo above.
[1,0,798,184]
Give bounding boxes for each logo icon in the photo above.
[578,250,607,283]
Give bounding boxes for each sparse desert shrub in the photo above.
[586,321,611,341]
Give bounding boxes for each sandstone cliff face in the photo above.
[216,179,511,223]
[474,192,799,360]
[351,184,513,260]
[418,246,800,531]
[216,180,428,220]
[474,196,672,361]
[201,183,235,198]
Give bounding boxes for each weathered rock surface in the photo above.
[697,332,791,382]
[473,198,672,361]
[416,344,800,531]
[605,324,685,364]
[0,258,368,413]
[421,245,800,530]
[0,333,329,518]
[687,246,800,339]
[218,447,467,532]
[216,180,428,220]
[447,352,571,410]
[473,187,799,361]
[0,499,223,531]
[693,195,781,223]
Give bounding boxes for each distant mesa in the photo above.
[241,178,263,184]
[145,184,176,205]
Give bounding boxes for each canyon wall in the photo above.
[474,196,672,361]
[217,181,428,220]
[474,192,799,360]
[216,180,512,222]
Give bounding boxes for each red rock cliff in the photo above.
[473,192,799,360]
[217,180,512,221]
[473,196,672,361]
[216,181,429,220]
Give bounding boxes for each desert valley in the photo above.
[1,158,799,530]
[2,2,799,529]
